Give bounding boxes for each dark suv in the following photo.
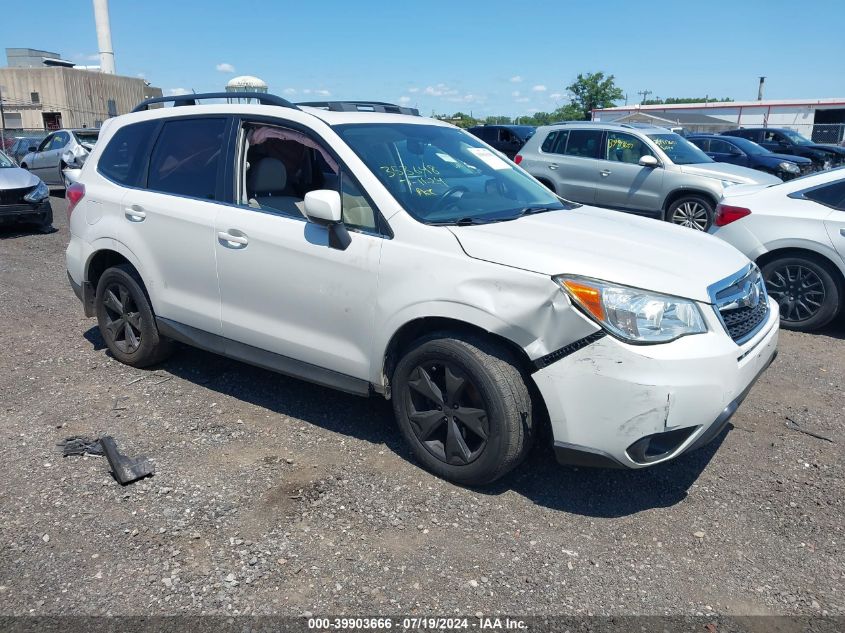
[721,128,845,170]
[687,134,814,180]
[468,125,535,159]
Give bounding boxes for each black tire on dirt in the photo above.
[665,194,715,231]
[94,264,173,367]
[762,255,841,332]
[391,332,535,486]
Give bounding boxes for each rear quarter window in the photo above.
[97,120,159,187]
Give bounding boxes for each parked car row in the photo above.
[467,124,536,158]
[721,127,845,171]
[687,134,814,180]
[515,121,780,231]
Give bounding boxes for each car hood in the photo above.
[760,152,813,165]
[678,162,782,184]
[448,206,750,303]
[0,166,39,189]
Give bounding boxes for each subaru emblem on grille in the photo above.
[739,280,761,309]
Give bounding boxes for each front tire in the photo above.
[94,264,173,367]
[392,333,535,486]
[666,195,714,231]
[762,255,841,331]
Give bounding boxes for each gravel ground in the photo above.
[0,196,843,617]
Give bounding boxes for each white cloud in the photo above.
[515,97,530,103]
[283,88,297,95]
[549,92,563,100]
[314,89,331,97]
[409,87,420,93]
[532,85,547,92]
[511,90,521,97]
[423,83,459,97]
[510,75,522,83]
[216,62,236,73]
[166,88,191,96]
[398,96,411,104]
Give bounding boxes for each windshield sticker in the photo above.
[435,152,458,163]
[415,187,436,196]
[467,147,510,170]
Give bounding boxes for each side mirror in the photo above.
[28,146,37,153]
[303,189,351,251]
[638,155,659,168]
[304,189,342,224]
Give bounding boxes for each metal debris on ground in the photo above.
[785,416,834,443]
[100,436,155,485]
[58,436,105,457]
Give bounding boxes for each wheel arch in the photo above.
[663,188,719,213]
[379,315,536,399]
[756,246,845,292]
[84,245,152,317]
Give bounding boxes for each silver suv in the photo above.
[516,122,781,231]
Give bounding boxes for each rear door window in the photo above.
[147,117,227,200]
[709,139,735,154]
[97,120,159,187]
[564,130,602,159]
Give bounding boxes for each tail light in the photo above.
[66,183,85,220]
[715,203,751,227]
[514,154,523,165]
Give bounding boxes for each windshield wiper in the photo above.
[429,217,491,226]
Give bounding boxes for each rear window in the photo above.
[97,120,158,187]
[73,131,99,145]
[147,118,227,200]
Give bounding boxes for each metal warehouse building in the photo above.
[0,48,162,132]
[592,98,845,144]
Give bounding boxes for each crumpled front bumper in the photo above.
[532,298,779,469]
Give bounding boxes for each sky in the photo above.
[2,0,844,118]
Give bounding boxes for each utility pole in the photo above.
[0,85,6,151]
[757,76,766,101]
[637,89,652,105]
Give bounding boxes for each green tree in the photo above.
[566,71,624,120]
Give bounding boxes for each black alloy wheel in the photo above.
[406,361,489,466]
[762,256,841,331]
[101,281,143,354]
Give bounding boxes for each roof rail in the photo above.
[549,120,635,128]
[131,92,300,113]
[298,101,420,116]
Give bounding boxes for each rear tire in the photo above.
[665,195,714,231]
[761,255,841,332]
[391,332,535,486]
[94,264,173,367]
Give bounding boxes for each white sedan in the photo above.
[711,168,845,331]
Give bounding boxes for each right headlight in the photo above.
[779,161,800,174]
[554,275,707,344]
[24,180,49,203]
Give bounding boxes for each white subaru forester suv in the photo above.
[65,93,779,486]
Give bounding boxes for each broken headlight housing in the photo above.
[555,275,707,344]
[24,180,49,203]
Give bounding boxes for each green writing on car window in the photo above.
[380,163,448,195]
[652,138,676,151]
[608,138,634,150]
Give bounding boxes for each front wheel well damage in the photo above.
[382,317,536,398]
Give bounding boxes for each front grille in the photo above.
[0,186,34,206]
[709,265,770,344]
[720,300,769,341]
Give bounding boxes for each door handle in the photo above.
[218,231,249,247]
[600,169,612,177]
[548,163,558,170]
[124,206,146,222]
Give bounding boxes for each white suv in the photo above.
[66,94,779,485]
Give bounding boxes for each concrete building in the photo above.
[593,98,845,143]
[0,48,161,131]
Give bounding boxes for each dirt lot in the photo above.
[0,195,843,617]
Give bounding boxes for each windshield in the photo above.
[73,131,99,145]
[0,151,13,168]
[335,123,569,225]
[782,130,813,146]
[725,136,767,155]
[647,133,713,165]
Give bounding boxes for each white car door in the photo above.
[118,116,229,336]
[214,118,383,386]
